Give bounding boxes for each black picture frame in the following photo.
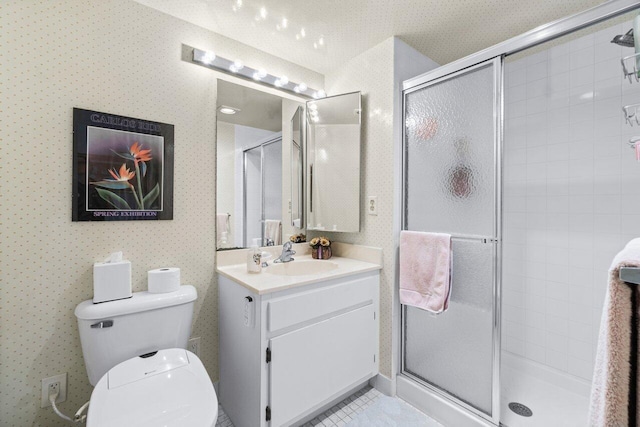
[72,108,174,221]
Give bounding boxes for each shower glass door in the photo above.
[243,137,283,247]
[402,58,502,422]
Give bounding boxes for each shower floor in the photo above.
[500,354,590,427]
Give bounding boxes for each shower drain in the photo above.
[508,402,533,417]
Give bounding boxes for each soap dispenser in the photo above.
[247,238,262,274]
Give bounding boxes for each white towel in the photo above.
[264,220,281,246]
[589,238,640,426]
[399,231,452,314]
[216,213,230,246]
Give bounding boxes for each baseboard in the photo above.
[396,375,494,427]
[369,373,395,396]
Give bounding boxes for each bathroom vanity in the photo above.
[217,244,381,427]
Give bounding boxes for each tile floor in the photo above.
[215,386,440,426]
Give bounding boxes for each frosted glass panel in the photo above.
[404,63,495,236]
[263,141,282,222]
[402,60,498,418]
[404,239,495,414]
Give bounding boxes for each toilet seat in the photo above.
[86,348,218,427]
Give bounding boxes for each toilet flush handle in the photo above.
[90,320,113,328]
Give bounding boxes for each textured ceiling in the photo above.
[135,0,605,74]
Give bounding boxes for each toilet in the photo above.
[74,285,218,427]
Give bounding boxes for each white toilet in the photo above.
[74,285,218,427]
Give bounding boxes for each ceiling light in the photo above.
[300,28,306,38]
[279,75,289,85]
[236,0,242,6]
[298,83,307,92]
[282,18,288,28]
[313,43,318,49]
[219,106,240,115]
[295,34,301,40]
[260,7,267,19]
[319,37,324,46]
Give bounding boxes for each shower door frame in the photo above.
[399,57,503,425]
[242,135,282,247]
[395,1,640,426]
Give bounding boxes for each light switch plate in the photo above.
[367,196,378,216]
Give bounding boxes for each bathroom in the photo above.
[3,0,640,426]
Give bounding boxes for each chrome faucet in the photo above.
[274,241,296,263]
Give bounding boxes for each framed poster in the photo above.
[72,108,174,221]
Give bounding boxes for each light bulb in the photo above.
[260,7,267,19]
[279,75,289,85]
[202,51,216,64]
[229,60,243,73]
[282,17,288,28]
[253,69,267,81]
[300,28,306,37]
[298,83,307,92]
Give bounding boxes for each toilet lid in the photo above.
[87,349,218,427]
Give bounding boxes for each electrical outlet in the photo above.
[367,196,378,216]
[188,337,201,357]
[41,373,67,408]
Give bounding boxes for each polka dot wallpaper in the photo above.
[0,1,322,425]
[318,38,397,378]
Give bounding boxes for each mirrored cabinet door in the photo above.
[306,92,362,233]
[290,106,304,230]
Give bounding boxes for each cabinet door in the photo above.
[269,304,375,426]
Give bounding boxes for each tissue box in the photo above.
[93,260,132,303]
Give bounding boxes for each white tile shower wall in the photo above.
[502,20,640,383]
[1,1,322,425]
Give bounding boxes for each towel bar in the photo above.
[620,267,640,285]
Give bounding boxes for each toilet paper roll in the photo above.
[148,268,181,293]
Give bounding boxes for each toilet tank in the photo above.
[75,285,197,386]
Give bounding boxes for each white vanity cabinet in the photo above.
[218,269,380,427]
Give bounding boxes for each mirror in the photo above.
[306,92,362,233]
[291,106,304,230]
[216,80,305,249]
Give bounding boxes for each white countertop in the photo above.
[216,253,382,295]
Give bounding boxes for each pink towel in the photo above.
[589,238,640,426]
[399,231,452,314]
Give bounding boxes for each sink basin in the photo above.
[266,260,339,276]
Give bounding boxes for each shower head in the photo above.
[611,29,635,48]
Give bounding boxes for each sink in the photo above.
[266,260,339,276]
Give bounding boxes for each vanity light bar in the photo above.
[191,47,325,99]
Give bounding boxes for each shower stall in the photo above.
[243,135,282,247]
[398,1,640,426]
